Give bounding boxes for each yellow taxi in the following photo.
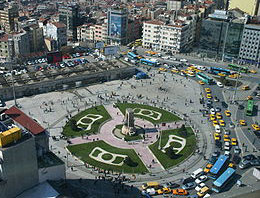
[224,110,231,117]
[204,164,213,173]
[210,114,216,121]
[219,120,225,126]
[214,133,220,141]
[241,85,250,91]
[239,120,246,126]
[171,69,179,73]
[206,94,212,99]
[231,138,237,145]
[205,88,211,93]
[121,51,128,55]
[229,163,235,168]
[252,124,260,131]
[213,120,219,127]
[157,187,171,195]
[247,96,253,100]
[159,68,167,72]
[224,135,230,142]
[216,113,222,119]
[218,73,226,77]
[198,80,205,85]
[250,70,257,74]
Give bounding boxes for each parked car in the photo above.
[164,182,180,189]
[195,175,208,184]
[239,160,251,169]
[234,146,241,154]
[232,155,241,164]
[182,182,196,190]
[221,101,228,108]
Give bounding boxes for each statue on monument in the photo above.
[122,108,136,136]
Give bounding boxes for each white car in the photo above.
[124,57,129,62]
[195,175,208,184]
[195,186,202,192]
[210,108,215,115]
[170,57,177,61]
[180,58,188,62]
[145,188,156,195]
[224,150,230,156]
[215,125,221,133]
[217,81,223,88]
[162,56,170,60]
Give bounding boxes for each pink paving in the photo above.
[70,104,184,171]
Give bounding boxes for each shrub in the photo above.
[124,157,138,167]
[165,146,177,159]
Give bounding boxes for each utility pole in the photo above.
[232,67,241,103]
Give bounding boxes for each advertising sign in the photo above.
[104,46,118,56]
[95,42,104,49]
[109,15,127,38]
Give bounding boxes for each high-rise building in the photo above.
[0,5,19,33]
[199,10,245,60]
[58,3,80,40]
[229,0,260,16]
[107,8,128,45]
[0,31,9,59]
[239,24,260,66]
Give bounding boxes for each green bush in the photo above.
[165,146,177,159]
[124,157,138,167]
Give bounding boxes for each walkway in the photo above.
[70,104,184,172]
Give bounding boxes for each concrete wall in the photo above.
[0,137,39,198]
[38,164,65,183]
[0,66,136,101]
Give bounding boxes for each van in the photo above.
[141,182,160,190]
[191,168,204,178]
[215,125,221,133]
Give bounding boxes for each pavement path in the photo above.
[70,104,185,172]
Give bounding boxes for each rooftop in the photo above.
[5,106,45,135]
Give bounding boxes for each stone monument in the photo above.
[122,108,136,136]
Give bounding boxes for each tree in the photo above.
[124,157,138,167]
[180,124,187,137]
[165,146,177,159]
[70,119,79,131]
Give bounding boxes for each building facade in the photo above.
[13,31,30,56]
[199,10,244,60]
[239,24,260,66]
[58,3,80,40]
[0,32,9,59]
[0,5,19,33]
[46,22,67,50]
[229,0,260,16]
[107,9,128,45]
[142,20,194,54]
[167,0,184,11]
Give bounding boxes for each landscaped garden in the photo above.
[63,105,111,137]
[116,103,181,124]
[67,140,148,173]
[149,127,196,169]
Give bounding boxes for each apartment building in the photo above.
[0,32,9,59]
[77,22,107,43]
[239,24,260,66]
[142,20,194,54]
[46,22,67,50]
[0,5,19,33]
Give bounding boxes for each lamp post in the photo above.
[232,66,241,103]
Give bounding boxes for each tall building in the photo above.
[0,106,65,198]
[239,24,260,66]
[46,22,67,50]
[0,5,19,33]
[12,31,30,56]
[199,10,245,60]
[58,3,80,40]
[107,8,128,45]
[229,0,260,16]
[142,20,195,54]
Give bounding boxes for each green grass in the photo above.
[67,140,148,174]
[149,127,196,169]
[116,103,181,124]
[112,156,125,164]
[63,105,111,137]
[102,153,113,160]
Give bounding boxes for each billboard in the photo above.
[46,51,63,64]
[95,42,104,49]
[104,46,119,56]
[109,15,127,38]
